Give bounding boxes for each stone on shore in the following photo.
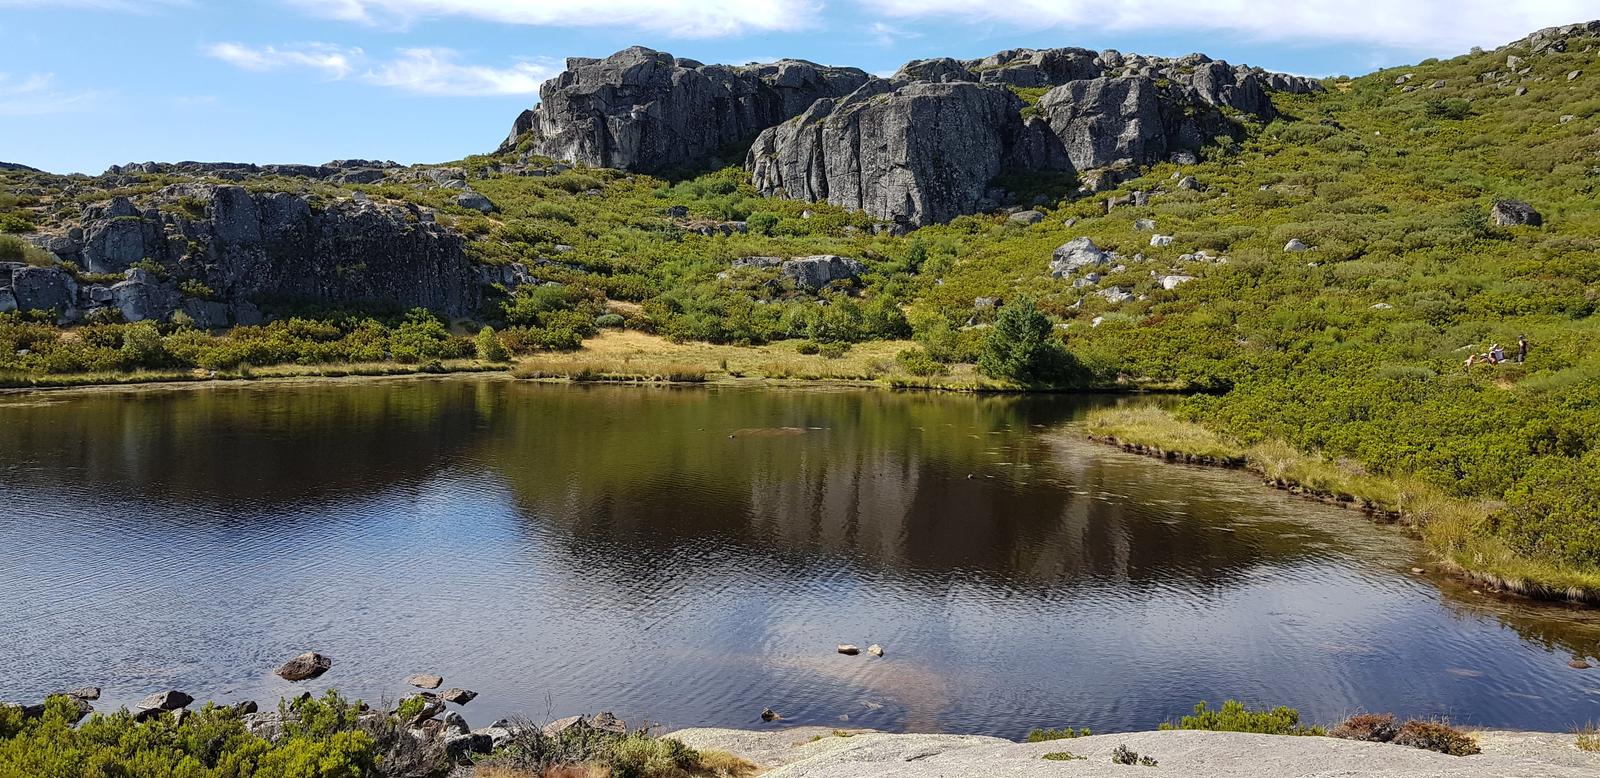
[137,690,194,712]
[275,652,333,682]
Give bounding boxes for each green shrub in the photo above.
[179,278,215,299]
[475,325,510,362]
[895,347,946,377]
[1161,700,1325,736]
[978,298,1077,385]
[1111,744,1158,767]
[0,692,379,777]
[1027,727,1091,742]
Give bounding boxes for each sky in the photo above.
[0,1,1594,174]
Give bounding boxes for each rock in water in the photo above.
[503,47,869,172]
[867,644,885,657]
[138,690,194,712]
[441,688,477,705]
[407,674,445,690]
[761,707,781,722]
[838,644,861,655]
[275,652,333,682]
[64,687,101,701]
[1491,199,1542,227]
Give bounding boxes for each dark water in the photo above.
[2,379,1597,735]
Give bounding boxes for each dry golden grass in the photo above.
[1576,723,1600,753]
[512,330,967,385]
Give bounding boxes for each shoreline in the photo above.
[1084,407,1600,606]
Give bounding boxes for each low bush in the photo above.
[1329,713,1400,743]
[1027,727,1091,742]
[1111,744,1158,767]
[1161,700,1325,736]
[1392,719,1480,756]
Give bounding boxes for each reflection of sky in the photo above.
[1,382,1598,735]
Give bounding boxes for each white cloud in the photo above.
[283,0,824,38]
[865,1,1597,53]
[205,42,554,96]
[366,49,556,95]
[0,72,99,116]
[869,21,920,47]
[205,42,363,79]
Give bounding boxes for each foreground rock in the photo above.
[274,652,332,682]
[137,690,194,712]
[665,728,1600,777]
[503,46,869,172]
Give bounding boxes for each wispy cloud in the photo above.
[366,49,556,95]
[0,0,188,10]
[284,0,824,38]
[204,42,555,96]
[205,42,363,79]
[868,21,920,48]
[0,72,100,116]
[864,0,1595,53]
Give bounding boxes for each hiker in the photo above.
[1490,343,1506,364]
[1464,353,1478,373]
[1517,335,1529,363]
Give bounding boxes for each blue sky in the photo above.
[1,0,1592,174]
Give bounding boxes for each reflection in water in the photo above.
[0,379,1597,736]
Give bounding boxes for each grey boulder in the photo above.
[1491,199,1542,227]
[1050,238,1110,278]
[780,255,866,291]
[274,652,333,682]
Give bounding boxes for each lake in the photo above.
[1,378,1597,735]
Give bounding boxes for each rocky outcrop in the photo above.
[749,50,1313,225]
[1491,199,1542,227]
[16,184,485,323]
[504,47,870,172]
[749,80,1046,227]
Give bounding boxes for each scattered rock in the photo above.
[1411,567,1425,574]
[1149,234,1174,247]
[1372,303,1395,310]
[443,711,470,736]
[407,674,444,690]
[235,700,259,715]
[1491,199,1542,227]
[867,644,885,657]
[1133,218,1156,231]
[455,190,497,213]
[591,712,628,734]
[1569,70,1583,81]
[838,644,861,655]
[1176,175,1201,191]
[1157,275,1195,290]
[761,708,781,722]
[1008,210,1045,225]
[64,687,101,701]
[275,652,333,682]
[441,688,477,705]
[1284,238,1311,252]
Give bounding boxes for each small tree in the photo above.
[978,297,1070,384]
[119,320,167,369]
[475,325,510,362]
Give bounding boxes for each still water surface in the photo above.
[1,379,1597,735]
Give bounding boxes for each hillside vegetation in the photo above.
[1,28,1597,590]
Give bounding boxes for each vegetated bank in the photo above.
[6,688,1597,778]
[1,23,1597,597]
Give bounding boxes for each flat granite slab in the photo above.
[664,727,1600,778]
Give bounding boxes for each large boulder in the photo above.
[780,256,866,290]
[138,690,194,712]
[749,80,1046,226]
[1050,238,1111,278]
[506,47,869,172]
[1491,199,1542,227]
[10,266,78,320]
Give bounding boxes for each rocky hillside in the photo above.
[501,45,1322,226]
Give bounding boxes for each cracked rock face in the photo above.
[504,46,869,173]
[749,80,1042,227]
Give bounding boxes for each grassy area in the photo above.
[1085,406,1600,601]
